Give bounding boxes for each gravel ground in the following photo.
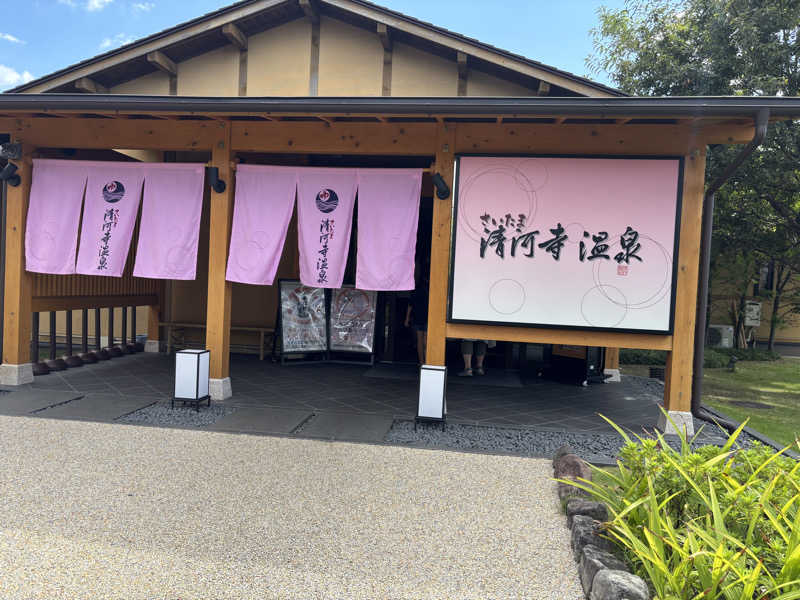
[0,415,583,600]
[117,401,236,427]
[386,416,757,464]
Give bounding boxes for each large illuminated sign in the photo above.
[448,155,683,334]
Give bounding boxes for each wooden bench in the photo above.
[160,322,275,360]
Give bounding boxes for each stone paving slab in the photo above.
[205,406,311,434]
[0,389,84,416]
[299,412,395,442]
[33,394,156,421]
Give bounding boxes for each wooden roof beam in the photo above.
[74,77,108,94]
[299,0,319,23]
[222,23,248,50]
[537,80,551,96]
[147,51,177,76]
[377,23,392,51]
[457,52,468,78]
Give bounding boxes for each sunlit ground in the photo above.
[622,359,800,448]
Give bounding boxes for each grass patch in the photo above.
[702,358,800,447]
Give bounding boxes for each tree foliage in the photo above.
[589,0,800,347]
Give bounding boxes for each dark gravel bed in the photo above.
[385,416,758,464]
[117,402,235,427]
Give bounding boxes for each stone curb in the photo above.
[553,445,651,600]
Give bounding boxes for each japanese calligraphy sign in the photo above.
[76,164,144,277]
[297,168,357,289]
[329,286,377,353]
[449,155,683,333]
[279,281,327,353]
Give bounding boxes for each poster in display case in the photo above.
[278,280,328,355]
[329,286,377,354]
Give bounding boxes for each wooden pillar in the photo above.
[0,145,33,384]
[145,304,160,352]
[661,149,707,434]
[205,123,234,399]
[604,347,620,382]
[425,122,457,366]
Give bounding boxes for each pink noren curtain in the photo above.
[356,169,422,291]
[226,165,298,285]
[134,163,205,280]
[75,163,144,277]
[25,159,88,275]
[296,168,357,289]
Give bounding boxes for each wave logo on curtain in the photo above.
[316,188,339,213]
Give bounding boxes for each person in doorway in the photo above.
[459,339,495,376]
[404,274,429,365]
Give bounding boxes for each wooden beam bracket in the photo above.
[537,80,551,96]
[74,77,108,94]
[377,23,392,51]
[299,0,320,23]
[222,23,248,50]
[147,50,177,76]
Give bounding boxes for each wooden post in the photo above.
[603,347,620,382]
[205,123,234,399]
[425,122,457,366]
[145,305,160,352]
[0,146,33,384]
[661,149,707,435]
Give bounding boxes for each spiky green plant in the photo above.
[558,411,800,599]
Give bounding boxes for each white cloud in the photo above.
[59,0,114,9]
[0,65,34,89]
[99,33,135,49]
[87,0,113,10]
[0,33,24,44]
[132,2,154,12]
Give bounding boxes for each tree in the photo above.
[589,0,800,348]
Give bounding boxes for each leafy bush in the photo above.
[703,347,730,369]
[713,347,782,362]
[620,348,668,365]
[561,416,800,600]
[620,347,780,368]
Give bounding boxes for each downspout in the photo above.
[691,107,770,416]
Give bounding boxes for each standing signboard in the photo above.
[745,301,762,328]
[278,280,328,356]
[329,286,377,354]
[449,155,684,334]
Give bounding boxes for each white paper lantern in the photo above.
[417,364,447,427]
[173,349,210,411]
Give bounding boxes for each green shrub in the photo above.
[703,347,730,369]
[620,346,780,368]
[560,416,800,600]
[619,348,668,365]
[713,347,782,362]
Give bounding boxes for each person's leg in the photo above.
[459,340,473,376]
[474,341,487,374]
[415,329,425,364]
[421,331,427,363]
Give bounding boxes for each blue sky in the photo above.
[0,0,626,91]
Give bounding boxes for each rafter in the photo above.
[299,0,319,23]
[222,23,248,50]
[377,23,392,51]
[74,77,108,94]
[147,51,177,76]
